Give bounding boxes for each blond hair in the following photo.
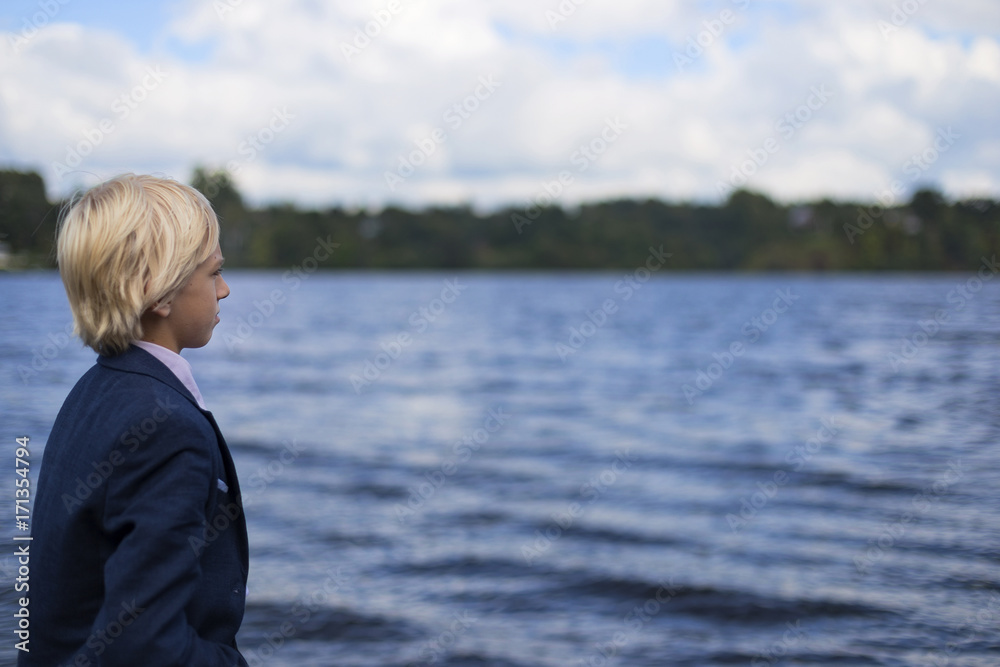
[57,174,219,356]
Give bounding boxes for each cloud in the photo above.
[1,0,998,209]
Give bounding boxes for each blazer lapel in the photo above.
[201,409,250,571]
[100,346,250,571]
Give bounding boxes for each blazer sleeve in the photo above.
[71,404,248,667]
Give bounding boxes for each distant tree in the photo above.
[909,188,945,222]
[0,167,994,271]
[191,167,250,264]
[0,169,56,265]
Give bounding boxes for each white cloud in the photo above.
[0,0,998,208]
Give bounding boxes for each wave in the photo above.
[551,572,894,623]
[241,601,422,643]
[382,557,895,625]
[391,555,533,579]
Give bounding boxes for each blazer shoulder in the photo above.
[97,345,202,410]
[65,356,213,446]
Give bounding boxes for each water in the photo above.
[1,271,998,666]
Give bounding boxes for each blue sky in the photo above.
[4,0,170,49]
[2,0,999,209]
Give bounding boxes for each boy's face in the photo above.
[143,243,230,353]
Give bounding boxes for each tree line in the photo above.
[1,167,996,270]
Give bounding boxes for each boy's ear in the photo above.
[149,300,172,318]
[143,281,172,318]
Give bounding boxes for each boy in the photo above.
[21,174,249,666]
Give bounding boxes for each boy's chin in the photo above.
[182,333,214,351]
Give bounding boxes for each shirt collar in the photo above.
[132,340,208,410]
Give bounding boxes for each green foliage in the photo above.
[0,169,58,266]
[191,167,251,265]
[1,168,997,270]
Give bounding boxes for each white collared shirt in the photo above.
[132,340,208,410]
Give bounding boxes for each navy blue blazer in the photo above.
[21,346,249,666]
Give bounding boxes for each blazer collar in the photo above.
[98,345,203,411]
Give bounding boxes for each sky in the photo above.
[1,0,999,211]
